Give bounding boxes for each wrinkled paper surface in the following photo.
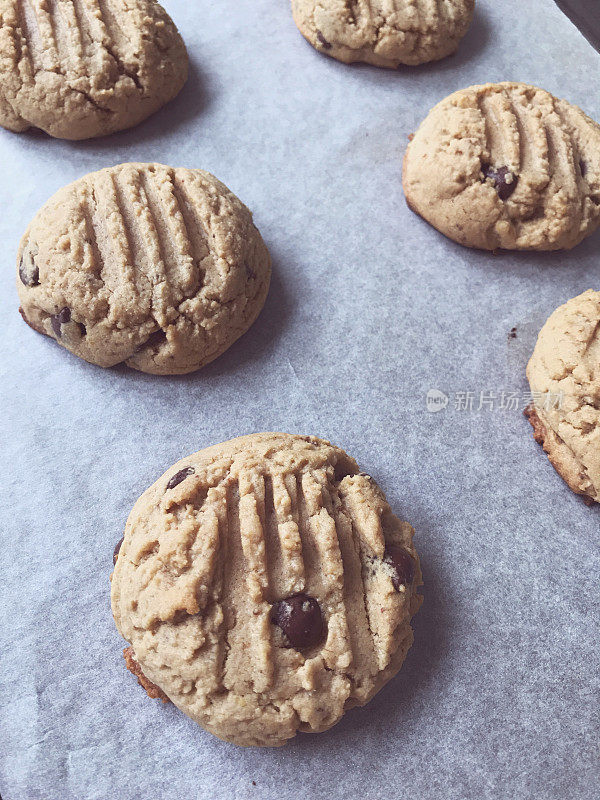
[1,1,599,798]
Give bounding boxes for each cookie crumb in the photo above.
[509,326,517,339]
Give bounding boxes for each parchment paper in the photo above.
[1,1,599,798]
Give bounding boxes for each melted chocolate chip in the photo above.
[166,466,194,490]
[481,165,518,201]
[50,307,71,337]
[579,159,587,178]
[271,593,325,650]
[113,537,124,565]
[316,30,332,49]
[19,258,39,287]
[383,544,415,590]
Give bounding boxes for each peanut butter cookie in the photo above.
[0,0,187,139]
[291,0,474,67]
[17,163,271,375]
[525,290,600,504]
[111,433,422,746]
[403,82,600,250]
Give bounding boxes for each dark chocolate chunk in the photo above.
[79,322,87,336]
[481,164,519,200]
[383,544,415,590]
[19,258,39,287]
[579,159,587,178]
[166,466,194,490]
[50,307,71,337]
[271,593,325,650]
[316,30,332,49]
[113,537,124,565]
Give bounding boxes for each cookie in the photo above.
[403,82,600,250]
[17,163,271,375]
[525,290,600,504]
[111,433,422,747]
[291,0,474,68]
[0,0,188,140]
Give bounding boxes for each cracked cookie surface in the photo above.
[110,433,422,747]
[526,290,600,504]
[403,82,600,250]
[17,163,271,375]
[291,0,474,67]
[0,0,188,139]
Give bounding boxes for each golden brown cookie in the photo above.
[17,163,271,375]
[0,0,188,139]
[111,433,422,747]
[291,0,475,68]
[403,82,600,250]
[526,290,600,504]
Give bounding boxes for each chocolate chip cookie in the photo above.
[291,0,474,67]
[525,290,600,504]
[0,0,187,140]
[111,433,422,747]
[17,163,271,375]
[403,82,600,250]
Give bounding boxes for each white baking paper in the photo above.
[1,1,599,798]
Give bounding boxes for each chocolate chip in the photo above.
[50,307,71,337]
[481,165,519,200]
[316,30,332,49]
[113,537,124,565]
[18,258,39,287]
[579,159,587,178]
[79,322,87,336]
[166,466,194,490]
[383,544,415,590]
[271,593,325,650]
